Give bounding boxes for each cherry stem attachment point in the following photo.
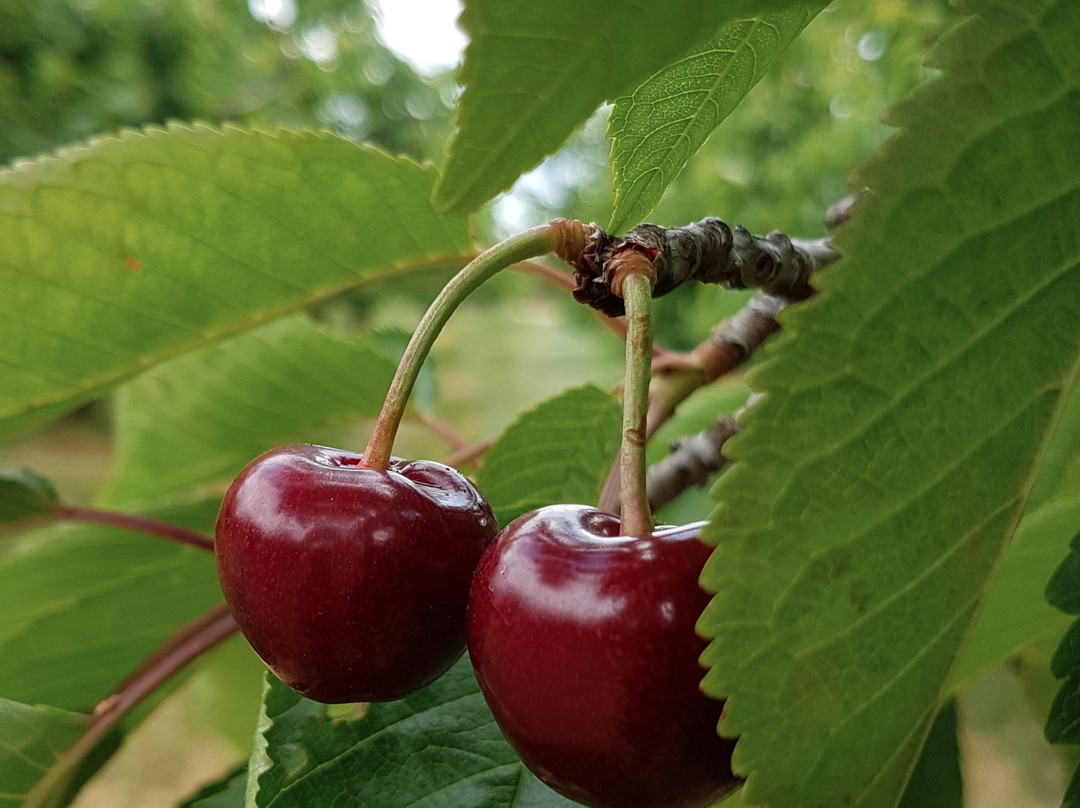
[364,224,562,469]
[619,272,655,536]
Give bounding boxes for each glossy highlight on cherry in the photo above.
[215,443,497,703]
[467,504,739,808]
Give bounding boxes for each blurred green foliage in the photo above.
[0,0,452,164]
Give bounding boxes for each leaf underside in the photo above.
[0,469,58,527]
[607,9,815,234]
[101,315,399,508]
[0,124,471,444]
[0,699,87,808]
[896,700,962,808]
[951,495,1080,686]
[248,660,575,808]
[434,0,827,216]
[697,1,1080,807]
[0,500,221,710]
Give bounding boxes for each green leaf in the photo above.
[0,124,471,443]
[607,10,815,234]
[247,660,575,808]
[0,700,87,808]
[1048,531,1080,615]
[1066,772,1080,808]
[102,315,398,508]
[1048,529,1080,807]
[0,499,221,709]
[179,765,247,808]
[0,469,58,527]
[697,0,1080,805]
[475,385,622,527]
[1047,661,1080,744]
[1045,529,1080,748]
[896,701,962,808]
[1029,355,1080,509]
[433,0,827,215]
[950,495,1080,686]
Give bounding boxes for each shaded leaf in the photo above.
[179,765,247,808]
[248,659,574,808]
[0,124,471,442]
[1046,533,1080,808]
[434,0,827,215]
[896,701,963,808]
[102,315,398,508]
[0,700,87,808]
[1047,663,1080,744]
[0,470,58,527]
[608,10,814,234]
[1048,528,1080,807]
[20,724,122,808]
[1049,531,1080,614]
[1053,619,1080,681]
[0,499,221,710]
[697,0,1080,806]
[1029,354,1080,509]
[475,385,622,526]
[951,495,1080,686]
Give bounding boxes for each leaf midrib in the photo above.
[0,253,473,427]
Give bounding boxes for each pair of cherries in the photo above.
[214,444,738,808]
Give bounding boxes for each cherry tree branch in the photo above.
[646,394,760,512]
[647,291,785,439]
[560,217,840,317]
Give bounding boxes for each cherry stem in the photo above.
[53,504,215,552]
[364,224,561,469]
[24,602,237,807]
[619,273,655,536]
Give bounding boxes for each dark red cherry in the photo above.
[467,504,738,808]
[215,444,497,703]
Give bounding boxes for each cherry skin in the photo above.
[215,444,497,703]
[467,504,738,808]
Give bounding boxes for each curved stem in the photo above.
[54,505,215,552]
[24,603,237,808]
[364,224,560,468]
[619,274,655,536]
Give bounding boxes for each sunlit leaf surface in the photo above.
[0,125,471,442]
[698,0,1080,805]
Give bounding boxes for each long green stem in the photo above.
[619,273,655,536]
[364,224,560,468]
